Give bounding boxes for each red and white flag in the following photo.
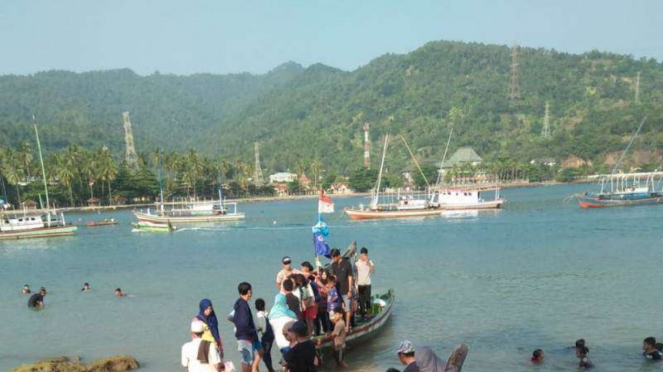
[318,191,334,213]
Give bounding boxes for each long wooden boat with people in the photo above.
[313,290,394,351]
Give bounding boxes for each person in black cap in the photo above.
[276,256,301,291]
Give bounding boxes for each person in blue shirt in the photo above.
[233,282,259,372]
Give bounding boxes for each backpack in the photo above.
[261,314,275,343]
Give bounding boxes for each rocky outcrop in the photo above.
[12,356,139,372]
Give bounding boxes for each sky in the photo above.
[1,0,661,76]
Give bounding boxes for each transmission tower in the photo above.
[508,41,520,102]
[253,142,264,186]
[635,71,641,104]
[541,101,551,138]
[363,122,371,169]
[122,112,139,170]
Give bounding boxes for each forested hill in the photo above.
[3,40,663,174]
[0,61,305,153]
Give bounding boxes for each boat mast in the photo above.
[34,123,51,226]
[611,116,647,175]
[371,134,390,210]
[158,155,164,212]
[436,128,454,185]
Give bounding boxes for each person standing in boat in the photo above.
[276,256,301,291]
[329,249,354,331]
[355,247,375,321]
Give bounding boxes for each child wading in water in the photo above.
[531,349,544,364]
[331,306,348,368]
[576,345,593,369]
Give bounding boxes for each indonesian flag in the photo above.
[318,191,334,213]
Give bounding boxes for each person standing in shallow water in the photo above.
[196,299,224,357]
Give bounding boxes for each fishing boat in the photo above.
[134,157,244,224]
[345,134,502,220]
[131,221,176,232]
[575,117,663,209]
[0,124,77,240]
[314,290,394,351]
[0,211,77,240]
[86,218,118,227]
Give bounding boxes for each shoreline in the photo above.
[45,180,593,214]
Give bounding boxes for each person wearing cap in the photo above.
[355,247,375,321]
[182,320,224,372]
[276,256,301,291]
[396,340,420,372]
[329,248,354,331]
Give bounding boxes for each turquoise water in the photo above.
[1,184,663,372]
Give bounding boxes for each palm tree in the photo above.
[55,153,75,206]
[2,150,22,206]
[310,160,322,190]
[17,141,33,181]
[79,151,98,199]
[97,148,118,204]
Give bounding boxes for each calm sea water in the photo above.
[1,184,663,372]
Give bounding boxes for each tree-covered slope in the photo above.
[2,40,663,175]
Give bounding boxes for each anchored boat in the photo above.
[0,124,77,240]
[575,117,663,209]
[131,221,176,232]
[86,218,118,227]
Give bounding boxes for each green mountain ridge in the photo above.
[2,40,663,175]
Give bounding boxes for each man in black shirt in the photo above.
[329,249,353,330]
[28,288,46,309]
[643,337,662,361]
[283,321,316,372]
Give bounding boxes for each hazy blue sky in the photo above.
[1,0,661,76]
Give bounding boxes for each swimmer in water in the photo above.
[22,284,31,294]
[40,286,47,295]
[27,287,46,309]
[531,349,544,364]
[81,282,90,292]
[576,345,593,369]
[643,337,662,361]
[115,288,126,298]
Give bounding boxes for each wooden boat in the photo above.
[0,125,78,241]
[575,118,663,209]
[86,218,118,227]
[313,290,394,351]
[133,207,244,224]
[0,218,77,240]
[131,221,176,232]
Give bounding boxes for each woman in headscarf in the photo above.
[268,293,297,351]
[194,298,224,355]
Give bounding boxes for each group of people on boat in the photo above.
[181,246,376,372]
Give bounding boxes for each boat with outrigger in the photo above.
[0,124,77,240]
[134,157,244,224]
[573,117,663,208]
[345,133,503,220]
[131,220,176,232]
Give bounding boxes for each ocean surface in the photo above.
[2,183,663,372]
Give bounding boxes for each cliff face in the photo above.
[11,356,139,372]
